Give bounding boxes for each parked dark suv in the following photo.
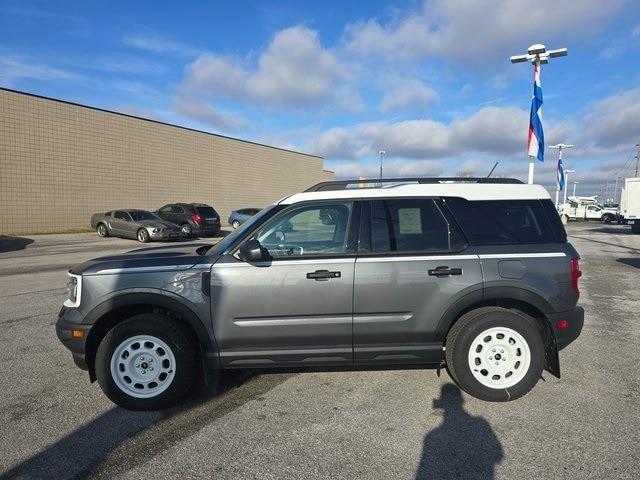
[56,178,583,410]
[156,203,220,237]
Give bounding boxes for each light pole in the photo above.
[549,143,574,207]
[378,150,386,183]
[511,44,568,184]
[563,169,575,206]
[572,181,579,197]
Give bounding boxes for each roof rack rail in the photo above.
[305,177,524,192]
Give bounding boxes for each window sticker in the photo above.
[398,208,422,234]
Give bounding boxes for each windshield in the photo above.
[201,205,282,255]
[131,210,159,221]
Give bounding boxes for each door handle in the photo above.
[306,270,341,280]
[428,266,463,277]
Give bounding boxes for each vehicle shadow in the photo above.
[0,370,292,480]
[583,225,631,235]
[415,384,503,480]
[0,236,34,253]
[617,257,640,269]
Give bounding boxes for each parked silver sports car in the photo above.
[90,209,182,242]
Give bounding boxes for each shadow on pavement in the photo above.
[0,236,34,253]
[415,384,503,480]
[1,370,293,480]
[617,257,640,269]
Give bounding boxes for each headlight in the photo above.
[63,273,82,307]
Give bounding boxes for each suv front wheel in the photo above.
[445,307,545,402]
[95,314,198,410]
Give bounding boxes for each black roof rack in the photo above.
[305,177,524,192]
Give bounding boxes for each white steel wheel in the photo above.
[467,326,531,389]
[110,335,176,399]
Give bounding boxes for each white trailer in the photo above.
[620,177,640,234]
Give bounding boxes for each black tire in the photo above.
[632,222,640,234]
[96,223,109,237]
[602,214,613,224]
[137,228,150,243]
[445,307,545,402]
[95,314,198,410]
[232,220,241,229]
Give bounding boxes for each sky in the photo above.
[1,0,639,199]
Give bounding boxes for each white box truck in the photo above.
[620,177,640,234]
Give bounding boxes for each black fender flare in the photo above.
[82,291,215,380]
[435,286,560,377]
[435,285,555,340]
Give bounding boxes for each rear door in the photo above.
[353,198,483,365]
[210,200,358,367]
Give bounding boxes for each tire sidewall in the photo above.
[232,220,241,229]
[95,315,196,410]
[97,224,108,237]
[448,310,545,402]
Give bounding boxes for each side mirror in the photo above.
[238,239,266,263]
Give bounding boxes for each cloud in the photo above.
[123,34,199,56]
[331,159,444,179]
[177,25,362,112]
[344,0,628,64]
[583,88,640,149]
[0,56,81,84]
[307,106,531,160]
[379,79,439,112]
[172,97,247,131]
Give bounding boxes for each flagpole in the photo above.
[511,44,568,185]
[550,143,574,207]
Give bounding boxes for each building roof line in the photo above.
[0,87,324,160]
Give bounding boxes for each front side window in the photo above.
[370,199,465,253]
[254,202,353,258]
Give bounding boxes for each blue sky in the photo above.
[1,0,639,198]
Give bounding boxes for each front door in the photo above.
[353,198,483,365]
[210,201,358,367]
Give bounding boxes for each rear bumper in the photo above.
[194,224,221,236]
[548,306,584,350]
[55,306,91,370]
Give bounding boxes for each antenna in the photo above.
[487,162,499,178]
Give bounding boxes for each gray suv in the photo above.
[56,178,584,410]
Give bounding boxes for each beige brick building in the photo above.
[0,88,332,235]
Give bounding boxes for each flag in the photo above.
[557,157,565,191]
[527,62,544,162]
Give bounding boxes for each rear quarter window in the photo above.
[444,197,566,245]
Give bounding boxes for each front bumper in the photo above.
[55,306,91,370]
[548,306,584,350]
[149,230,182,240]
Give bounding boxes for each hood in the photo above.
[71,243,213,275]
[138,219,180,229]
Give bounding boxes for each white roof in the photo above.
[281,183,550,205]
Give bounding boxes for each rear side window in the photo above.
[370,199,466,253]
[444,197,566,245]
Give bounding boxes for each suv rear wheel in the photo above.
[445,307,544,402]
[95,314,198,410]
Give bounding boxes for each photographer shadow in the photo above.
[415,384,503,480]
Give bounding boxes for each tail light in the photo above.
[570,256,582,294]
[191,214,202,225]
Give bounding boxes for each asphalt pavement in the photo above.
[0,223,639,479]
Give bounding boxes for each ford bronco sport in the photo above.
[56,178,584,410]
